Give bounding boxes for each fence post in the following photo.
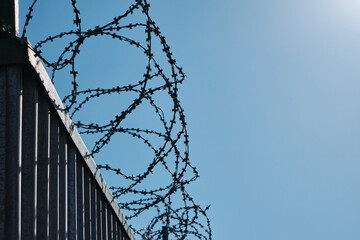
[0,66,6,240]
[0,0,18,36]
[0,2,26,239]
[162,226,168,240]
[0,0,24,65]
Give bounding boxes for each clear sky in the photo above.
[20,0,360,239]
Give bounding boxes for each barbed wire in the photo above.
[22,0,212,239]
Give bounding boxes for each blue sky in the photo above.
[20,0,360,239]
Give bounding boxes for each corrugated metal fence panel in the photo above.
[0,45,136,240]
[27,42,135,240]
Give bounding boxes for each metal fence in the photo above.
[0,35,136,240]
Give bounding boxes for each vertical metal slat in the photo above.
[102,201,107,240]
[108,206,112,240]
[0,66,6,239]
[5,65,22,240]
[97,190,102,240]
[76,159,84,240]
[112,210,116,240]
[119,221,123,240]
[49,113,59,240]
[91,180,97,239]
[84,169,91,240]
[37,96,50,239]
[20,72,38,240]
[68,146,77,240]
[59,132,68,240]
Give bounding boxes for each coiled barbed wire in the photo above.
[21,0,212,239]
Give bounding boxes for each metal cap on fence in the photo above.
[0,0,25,65]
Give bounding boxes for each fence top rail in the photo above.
[25,40,136,240]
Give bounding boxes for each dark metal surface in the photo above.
[76,159,85,240]
[0,0,24,64]
[0,66,6,239]
[37,94,50,239]
[58,132,67,240]
[68,146,77,240]
[90,179,97,238]
[0,0,17,35]
[49,113,59,240]
[0,38,25,65]
[5,65,22,240]
[21,68,38,240]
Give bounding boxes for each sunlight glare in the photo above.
[328,0,360,23]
